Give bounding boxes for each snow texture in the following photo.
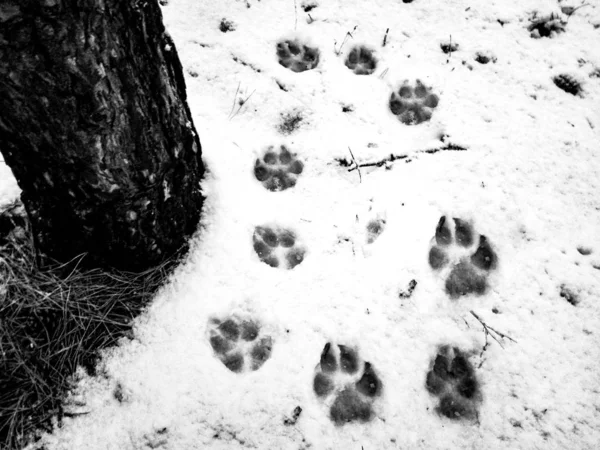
[1,0,597,448]
[0,164,19,206]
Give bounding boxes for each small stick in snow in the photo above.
[334,26,357,55]
[293,0,298,30]
[63,411,91,417]
[229,89,256,120]
[229,82,241,118]
[565,2,590,24]
[445,34,454,64]
[421,143,467,154]
[379,67,389,79]
[340,144,467,174]
[382,28,390,47]
[470,310,516,366]
[348,153,408,171]
[470,311,517,343]
[348,147,361,183]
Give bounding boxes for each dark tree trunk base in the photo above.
[0,0,205,271]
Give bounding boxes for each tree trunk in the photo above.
[0,0,204,271]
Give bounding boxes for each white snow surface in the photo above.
[1,0,598,448]
[0,164,19,206]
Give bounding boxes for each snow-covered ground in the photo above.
[0,164,19,207]
[2,0,599,448]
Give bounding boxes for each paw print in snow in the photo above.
[253,225,306,269]
[345,45,377,75]
[313,343,382,425]
[366,217,386,244]
[254,145,304,191]
[389,80,439,125]
[425,346,480,420]
[553,73,583,96]
[428,216,497,298]
[208,316,273,373]
[528,13,565,39]
[277,39,319,72]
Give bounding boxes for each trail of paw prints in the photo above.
[426,346,481,420]
[428,216,497,299]
[389,80,439,125]
[253,225,306,269]
[345,45,377,75]
[277,39,319,72]
[254,145,304,191]
[313,343,382,425]
[208,316,273,373]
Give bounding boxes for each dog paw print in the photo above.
[254,145,304,191]
[208,316,273,373]
[253,225,306,269]
[345,45,377,75]
[389,80,439,125]
[277,39,319,72]
[313,343,382,425]
[553,73,583,96]
[428,216,497,299]
[426,346,480,420]
[528,13,565,38]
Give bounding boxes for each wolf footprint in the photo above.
[428,216,497,298]
[425,346,480,420]
[313,343,382,425]
[208,316,273,373]
[345,45,377,75]
[253,225,306,269]
[277,39,319,72]
[389,80,439,125]
[254,145,304,191]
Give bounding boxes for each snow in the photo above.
[2,0,598,448]
[0,164,19,206]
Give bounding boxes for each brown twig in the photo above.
[382,28,389,47]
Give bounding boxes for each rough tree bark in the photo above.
[0,0,204,271]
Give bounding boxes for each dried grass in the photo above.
[0,203,177,449]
